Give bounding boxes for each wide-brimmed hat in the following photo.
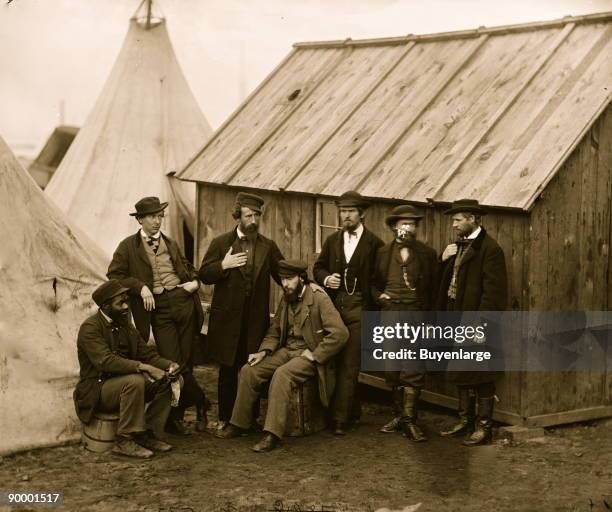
[92,279,129,307]
[235,192,265,213]
[335,190,370,210]
[444,198,487,216]
[129,196,168,217]
[385,205,424,227]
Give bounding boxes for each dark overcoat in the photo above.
[107,232,204,342]
[259,283,349,407]
[313,227,384,309]
[73,311,171,424]
[198,228,283,366]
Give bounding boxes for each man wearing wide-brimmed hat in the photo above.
[313,191,384,435]
[107,196,208,436]
[371,204,439,442]
[199,191,284,432]
[436,198,507,446]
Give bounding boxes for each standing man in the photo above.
[199,192,284,432]
[371,205,439,442]
[108,196,208,435]
[217,260,348,452]
[437,199,507,446]
[313,190,384,435]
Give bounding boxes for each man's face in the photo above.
[239,206,261,236]
[394,219,417,241]
[281,275,303,303]
[138,212,164,236]
[452,213,476,238]
[339,207,362,232]
[103,292,130,324]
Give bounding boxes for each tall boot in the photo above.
[440,387,475,437]
[380,387,404,433]
[463,396,494,446]
[400,386,427,442]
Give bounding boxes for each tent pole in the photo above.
[146,0,152,29]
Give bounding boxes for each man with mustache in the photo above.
[199,192,284,433]
[107,197,208,436]
[313,191,384,435]
[74,280,179,458]
[217,260,348,452]
[371,205,439,442]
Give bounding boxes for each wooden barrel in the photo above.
[81,412,119,452]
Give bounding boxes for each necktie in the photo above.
[147,237,160,254]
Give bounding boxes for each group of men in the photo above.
[74,189,507,458]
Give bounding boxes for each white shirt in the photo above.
[465,226,482,240]
[343,223,364,263]
[140,229,161,241]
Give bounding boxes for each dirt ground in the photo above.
[1,365,611,512]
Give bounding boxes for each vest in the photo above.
[340,235,366,294]
[383,243,421,304]
[143,237,181,294]
[285,300,307,350]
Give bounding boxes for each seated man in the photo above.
[74,280,180,459]
[217,260,348,452]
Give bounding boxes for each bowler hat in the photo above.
[92,280,129,307]
[129,196,168,217]
[444,198,487,216]
[278,259,308,279]
[235,192,264,213]
[335,190,370,210]
[385,204,424,227]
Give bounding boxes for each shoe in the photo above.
[251,433,280,453]
[215,423,248,439]
[400,386,427,443]
[440,387,476,437]
[135,432,173,452]
[165,417,190,436]
[112,436,154,459]
[380,386,404,433]
[463,396,494,446]
[379,416,401,433]
[333,422,346,436]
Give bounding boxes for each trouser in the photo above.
[331,291,363,423]
[151,288,207,419]
[98,373,171,438]
[230,348,317,439]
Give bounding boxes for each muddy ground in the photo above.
[1,365,611,512]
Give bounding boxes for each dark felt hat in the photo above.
[335,190,370,210]
[129,196,168,217]
[235,192,265,213]
[444,198,487,216]
[92,280,129,307]
[278,259,308,279]
[385,204,424,227]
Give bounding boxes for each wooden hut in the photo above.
[179,13,612,427]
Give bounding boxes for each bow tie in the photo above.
[146,236,160,253]
[347,231,358,239]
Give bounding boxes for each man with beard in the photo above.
[74,280,179,458]
[107,197,208,436]
[371,205,439,442]
[437,199,507,446]
[314,191,384,435]
[217,260,348,452]
[199,192,284,433]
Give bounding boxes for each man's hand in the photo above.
[178,280,199,293]
[138,363,165,380]
[222,247,247,270]
[379,293,391,302]
[167,362,180,375]
[325,273,341,289]
[442,243,458,262]
[301,349,315,362]
[141,285,156,311]
[247,351,267,366]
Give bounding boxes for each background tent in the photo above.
[28,125,79,189]
[0,137,106,455]
[45,5,212,259]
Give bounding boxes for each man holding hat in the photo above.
[437,199,507,446]
[371,204,439,442]
[217,260,348,452]
[107,196,208,435]
[74,280,179,458]
[314,191,383,435]
[199,191,284,431]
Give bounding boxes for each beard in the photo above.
[107,307,130,327]
[394,228,416,244]
[241,222,259,241]
[283,282,304,303]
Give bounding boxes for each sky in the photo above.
[1,0,611,155]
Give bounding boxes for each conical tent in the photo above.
[0,137,107,455]
[45,12,212,257]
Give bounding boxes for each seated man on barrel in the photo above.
[74,280,180,459]
[217,260,349,452]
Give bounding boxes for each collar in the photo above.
[140,229,161,240]
[465,226,482,240]
[344,223,364,239]
[100,309,113,324]
[236,226,246,239]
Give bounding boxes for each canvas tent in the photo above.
[45,3,212,258]
[0,137,107,455]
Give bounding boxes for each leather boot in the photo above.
[440,387,475,437]
[463,396,494,446]
[380,387,404,433]
[400,387,427,442]
[195,401,209,433]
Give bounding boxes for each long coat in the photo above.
[313,227,384,309]
[259,283,349,407]
[198,229,283,366]
[436,228,507,385]
[107,232,204,342]
[74,311,171,424]
[371,239,440,310]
